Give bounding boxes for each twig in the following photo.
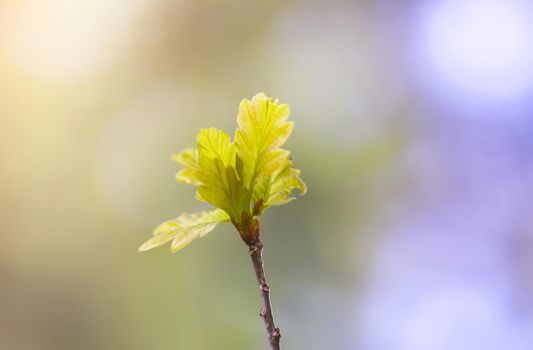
[248,237,281,350]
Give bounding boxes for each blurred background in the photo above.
[1,0,533,349]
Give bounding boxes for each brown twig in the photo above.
[247,238,281,350]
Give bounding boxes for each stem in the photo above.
[248,238,281,350]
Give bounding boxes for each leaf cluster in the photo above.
[140,93,306,252]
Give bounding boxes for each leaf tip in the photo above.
[138,242,152,252]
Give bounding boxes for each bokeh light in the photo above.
[418,0,533,102]
[2,0,149,82]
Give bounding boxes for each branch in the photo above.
[248,238,281,350]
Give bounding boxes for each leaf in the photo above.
[195,128,250,220]
[235,93,305,214]
[172,148,202,186]
[266,165,307,207]
[172,148,207,202]
[139,209,230,253]
[197,128,236,167]
[235,93,293,189]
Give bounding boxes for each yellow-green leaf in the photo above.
[194,128,250,219]
[266,166,307,207]
[172,148,206,202]
[138,209,230,253]
[234,93,305,214]
[172,148,202,186]
[235,93,293,189]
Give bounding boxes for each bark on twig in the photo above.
[248,238,281,350]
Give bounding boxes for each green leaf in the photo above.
[235,93,306,214]
[172,148,206,202]
[235,93,293,189]
[266,165,307,207]
[195,128,250,220]
[139,209,230,253]
[172,148,202,186]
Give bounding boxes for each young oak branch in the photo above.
[139,93,306,350]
